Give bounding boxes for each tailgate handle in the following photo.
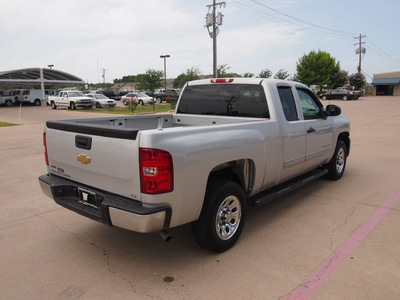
[75,135,92,150]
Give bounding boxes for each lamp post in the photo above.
[48,64,54,69]
[160,55,170,100]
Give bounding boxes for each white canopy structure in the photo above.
[0,68,85,100]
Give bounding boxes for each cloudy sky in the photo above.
[1,0,399,83]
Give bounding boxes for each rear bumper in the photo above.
[38,174,171,233]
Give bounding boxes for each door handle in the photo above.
[307,127,316,133]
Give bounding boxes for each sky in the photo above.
[1,0,399,84]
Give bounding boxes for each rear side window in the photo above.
[177,84,269,118]
[277,86,299,121]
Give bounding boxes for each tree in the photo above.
[135,69,163,92]
[217,64,239,77]
[331,70,349,89]
[243,72,254,78]
[274,69,290,80]
[295,50,340,90]
[135,69,163,110]
[173,67,202,88]
[259,69,272,78]
[348,72,366,90]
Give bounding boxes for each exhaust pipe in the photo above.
[159,230,172,242]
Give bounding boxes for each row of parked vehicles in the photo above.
[0,89,51,107]
[48,89,181,110]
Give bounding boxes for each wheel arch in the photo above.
[207,159,255,196]
[338,132,350,156]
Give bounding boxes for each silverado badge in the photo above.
[77,154,91,164]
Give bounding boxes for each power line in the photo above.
[366,37,400,64]
[229,0,356,40]
[249,0,357,37]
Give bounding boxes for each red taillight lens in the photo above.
[43,132,49,166]
[139,148,173,194]
[210,78,234,83]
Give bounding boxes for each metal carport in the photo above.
[0,68,85,103]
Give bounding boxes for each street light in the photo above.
[160,55,170,100]
[48,64,54,69]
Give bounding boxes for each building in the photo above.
[371,70,400,96]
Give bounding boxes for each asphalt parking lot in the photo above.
[1,97,400,300]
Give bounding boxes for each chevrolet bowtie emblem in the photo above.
[77,154,91,164]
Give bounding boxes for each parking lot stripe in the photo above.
[285,188,400,300]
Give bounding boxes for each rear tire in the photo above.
[191,179,246,252]
[5,100,12,107]
[327,139,347,180]
[34,99,41,106]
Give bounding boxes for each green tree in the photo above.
[217,64,239,77]
[331,70,349,89]
[173,67,202,88]
[348,72,366,90]
[243,72,254,78]
[259,69,272,78]
[295,50,340,90]
[274,69,290,80]
[135,69,163,110]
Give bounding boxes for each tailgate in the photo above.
[45,121,141,201]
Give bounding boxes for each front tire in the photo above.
[327,139,347,180]
[191,179,246,252]
[51,101,57,109]
[70,102,76,110]
[96,102,101,108]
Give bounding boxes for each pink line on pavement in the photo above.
[286,188,400,300]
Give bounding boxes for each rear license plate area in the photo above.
[78,188,100,208]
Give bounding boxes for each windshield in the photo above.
[137,92,148,97]
[94,94,108,99]
[68,91,85,97]
[177,84,269,118]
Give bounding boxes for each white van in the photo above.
[14,89,50,106]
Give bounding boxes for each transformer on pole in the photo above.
[354,34,366,73]
[205,1,226,78]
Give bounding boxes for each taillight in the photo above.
[43,132,49,166]
[139,148,173,194]
[211,78,234,83]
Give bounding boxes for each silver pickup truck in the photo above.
[39,78,350,252]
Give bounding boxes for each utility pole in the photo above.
[101,68,106,90]
[354,34,366,73]
[205,1,225,78]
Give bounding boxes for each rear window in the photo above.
[177,84,269,118]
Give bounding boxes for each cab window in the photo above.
[297,89,322,120]
[278,86,298,121]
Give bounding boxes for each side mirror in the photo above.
[326,104,341,116]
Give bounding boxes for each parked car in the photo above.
[85,94,116,108]
[48,90,92,110]
[154,89,181,102]
[97,90,120,100]
[319,87,359,101]
[121,92,154,105]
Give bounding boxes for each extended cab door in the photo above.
[277,85,306,181]
[295,87,333,169]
